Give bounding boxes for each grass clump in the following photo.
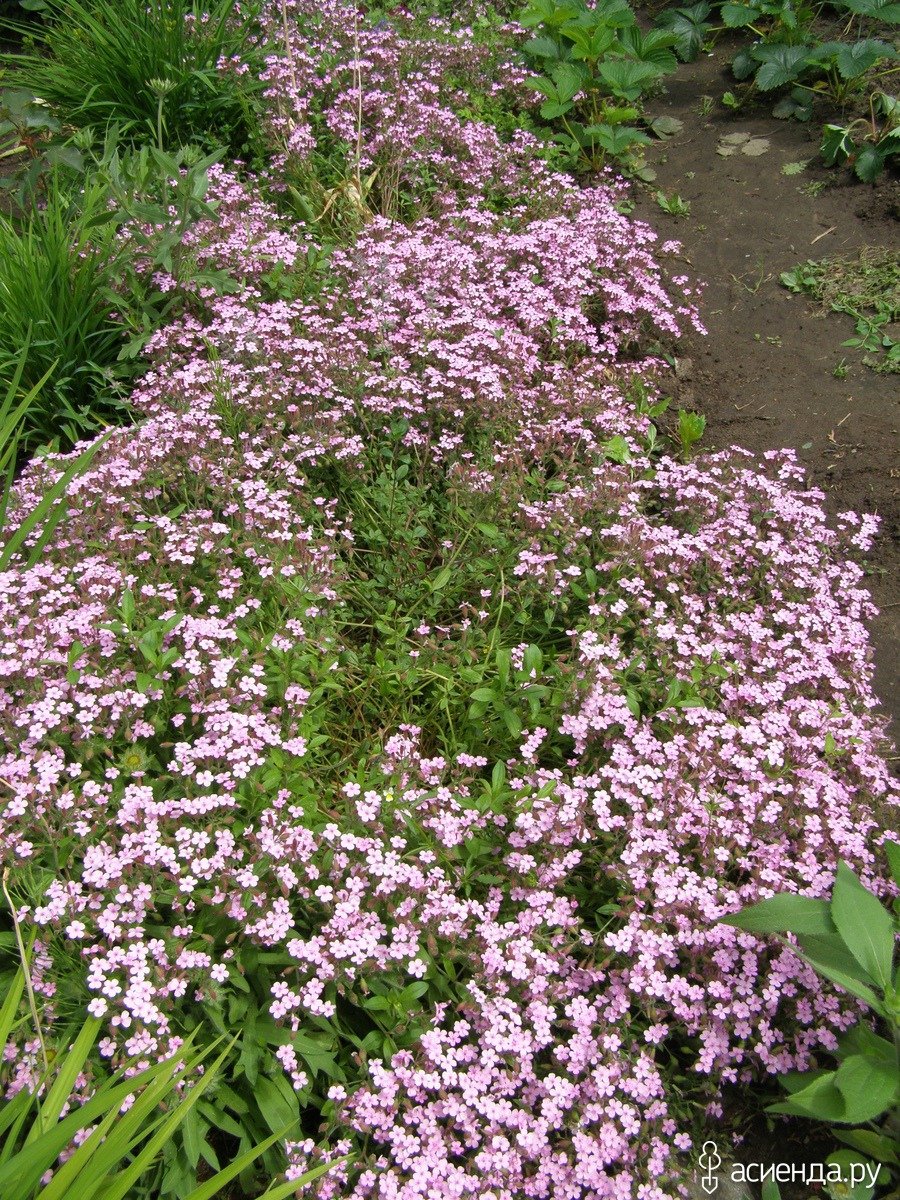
[5,0,263,153]
[0,174,132,452]
[781,246,900,372]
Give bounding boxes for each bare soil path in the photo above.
[630,39,899,741]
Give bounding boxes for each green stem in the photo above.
[2,869,50,1088]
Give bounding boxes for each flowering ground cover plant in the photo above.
[0,0,898,1197]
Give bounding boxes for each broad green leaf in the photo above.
[767,1072,846,1121]
[795,934,885,1013]
[779,1067,828,1094]
[837,0,900,19]
[831,862,895,990]
[565,25,616,60]
[839,1022,897,1068]
[884,840,900,889]
[722,2,760,26]
[618,25,678,73]
[825,1150,888,1200]
[821,124,855,166]
[834,39,895,80]
[562,0,633,30]
[833,1128,900,1168]
[832,1054,900,1124]
[254,1074,300,1137]
[430,566,453,591]
[602,435,632,464]
[540,99,575,119]
[853,143,884,184]
[597,59,663,101]
[501,707,522,737]
[751,44,812,91]
[551,60,588,100]
[721,895,835,936]
[731,47,756,80]
[524,35,563,59]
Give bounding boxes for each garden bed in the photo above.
[631,34,900,734]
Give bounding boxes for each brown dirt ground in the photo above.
[629,39,899,747]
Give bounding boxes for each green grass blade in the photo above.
[29,1018,102,1138]
[0,1059,190,1197]
[0,1089,35,1158]
[93,1037,237,1200]
[0,966,26,1050]
[256,1156,355,1200]
[49,1034,212,1196]
[182,1124,298,1200]
[0,429,113,571]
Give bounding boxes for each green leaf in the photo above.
[721,1,760,25]
[253,1074,300,1137]
[795,933,885,1012]
[853,143,884,184]
[884,840,900,890]
[602,434,632,464]
[541,99,575,119]
[562,0,634,30]
[833,1129,900,1168]
[501,707,522,737]
[0,967,26,1054]
[597,60,663,101]
[496,647,512,688]
[834,39,895,80]
[656,8,710,62]
[825,1150,887,1200]
[832,1054,900,1124]
[837,0,900,20]
[839,1021,897,1068]
[677,409,705,453]
[752,44,812,91]
[831,862,895,990]
[821,124,855,167]
[721,895,836,935]
[524,35,563,59]
[476,522,500,539]
[565,25,617,61]
[773,89,813,121]
[618,25,678,73]
[34,1018,102,1133]
[767,1072,847,1121]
